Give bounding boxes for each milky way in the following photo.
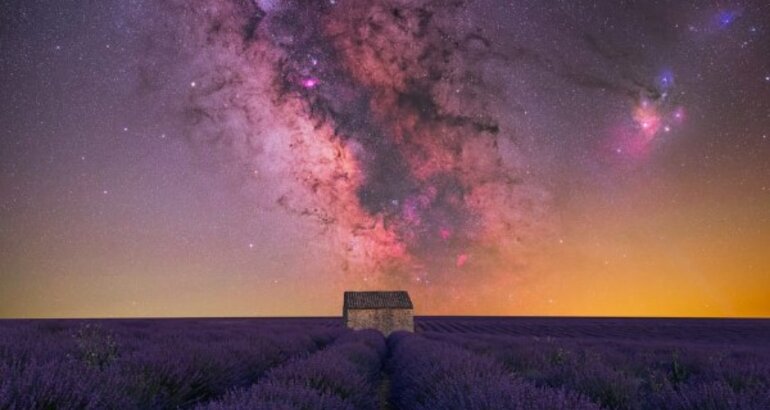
[169,0,561,304]
[154,0,762,308]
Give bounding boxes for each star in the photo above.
[673,107,685,121]
[658,70,674,90]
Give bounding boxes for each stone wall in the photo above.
[346,308,413,335]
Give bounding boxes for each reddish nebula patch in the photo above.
[456,254,469,268]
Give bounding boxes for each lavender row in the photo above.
[386,332,599,410]
[0,320,343,409]
[415,317,770,347]
[200,329,386,410]
[426,332,770,409]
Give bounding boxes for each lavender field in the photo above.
[1,317,768,409]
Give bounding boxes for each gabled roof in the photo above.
[343,291,413,310]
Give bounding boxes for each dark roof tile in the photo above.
[343,291,413,310]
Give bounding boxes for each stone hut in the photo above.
[343,291,414,335]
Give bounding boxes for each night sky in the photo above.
[1,0,768,318]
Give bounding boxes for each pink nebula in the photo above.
[301,77,319,88]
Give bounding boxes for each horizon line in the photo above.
[1,314,768,321]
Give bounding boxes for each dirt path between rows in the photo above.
[378,370,394,410]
